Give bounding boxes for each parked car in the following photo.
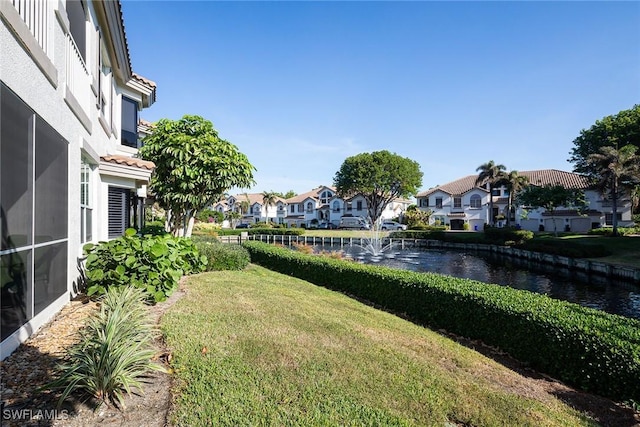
[236,223,250,229]
[381,220,407,231]
[319,222,339,229]
[339,216,370,230]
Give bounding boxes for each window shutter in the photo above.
[108,187,130,238]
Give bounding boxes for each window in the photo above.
[605,213,622,225]
[108,187,131,238]
[453,197,462,209]
[320,191,332,204]
[306,202,313,213]
[67,0,87,62]
[356,201,363,211]
[1,82,69,340]
[332,201,340,212]
[420,198,429,208]
[470,194,482,209]
[435,197,443,209]
[254,206,260,214]
[290,205,295,213]
[121,97,139,148]
[492,188,501,196]
[80,159,93,243]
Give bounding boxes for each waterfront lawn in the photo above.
[162,266,595,426]
[535,234,640,267]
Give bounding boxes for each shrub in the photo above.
[248,228,304,236]
[139,220,168,236]
[588,226,640,236]
[83,229,207,303]
[243,241,640,403]
[484,227,533,244]
[192,222,221,236]
[48,287,163,408]
[194,240,250,271]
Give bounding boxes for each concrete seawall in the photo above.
[220,234,640,283]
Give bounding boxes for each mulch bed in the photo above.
[0,287,185,427]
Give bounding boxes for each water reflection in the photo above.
[318,244,640,320]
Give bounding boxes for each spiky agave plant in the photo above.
[49,286,165,408]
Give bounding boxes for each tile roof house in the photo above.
[214,186,412,228]
[1,0,156,358]
[416,169,633,232]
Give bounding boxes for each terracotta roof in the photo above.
[286,186,336,203]
[417,169,591,198]
[100,154,155,170]
[132,73,156,88]
[417,175,485,197]
[233,193,286,205]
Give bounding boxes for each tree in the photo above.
[569,105,640,174]
[334,150,423,226]
[261,191,280,223]
[475,160,507,226]
[586,144,640,236]
[139,115,255,237]
[517,184,587,236]
[497,170,529,227]
[405,205,433,229]
[274,190,297,199]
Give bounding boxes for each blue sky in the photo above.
[121,1,640,196]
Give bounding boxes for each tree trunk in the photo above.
[612,179,619,237]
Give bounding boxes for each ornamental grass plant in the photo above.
[48,287,164,409]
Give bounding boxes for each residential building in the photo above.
[212,187,412,228]
[1,0,155,359]
[214,193,287,226]
[416,169,633,232]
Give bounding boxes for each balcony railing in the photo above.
[66,33,91,116]
[11,0,51,55]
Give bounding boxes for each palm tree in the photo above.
[261,190,279,224]
[498,170,529,227]
[475,160,507,226]
[586,144,640,236]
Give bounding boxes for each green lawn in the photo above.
[162,267,595,426]
[536,234,640,267]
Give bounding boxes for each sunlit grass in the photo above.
[162,266,596,426]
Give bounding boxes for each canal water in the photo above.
[314,244,640,320]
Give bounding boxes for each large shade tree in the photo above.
[586,144,639,236]
[569,105,640,174]
[334,150,423,226]
[139,115,255,237]
[517,184,587,236]
[475,160,507,226]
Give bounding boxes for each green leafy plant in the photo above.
[48,287,164,408]
[83,229,207,303]
[194,241,250,271]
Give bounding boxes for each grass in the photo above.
[162,266,596,426]
[535,233,640,267]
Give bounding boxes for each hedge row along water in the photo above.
[243,241,640,403]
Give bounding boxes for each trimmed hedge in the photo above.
[194,240,250,271]
[216,228,304,236]
[588,227,640,237]
[243,241,640,403]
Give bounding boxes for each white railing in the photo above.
[66,33,91,114]
[11,0,51,55]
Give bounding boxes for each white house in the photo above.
[283,186,412,228]
[214,193,287,226]
[416,169,633,232]
[1,0,156,359]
